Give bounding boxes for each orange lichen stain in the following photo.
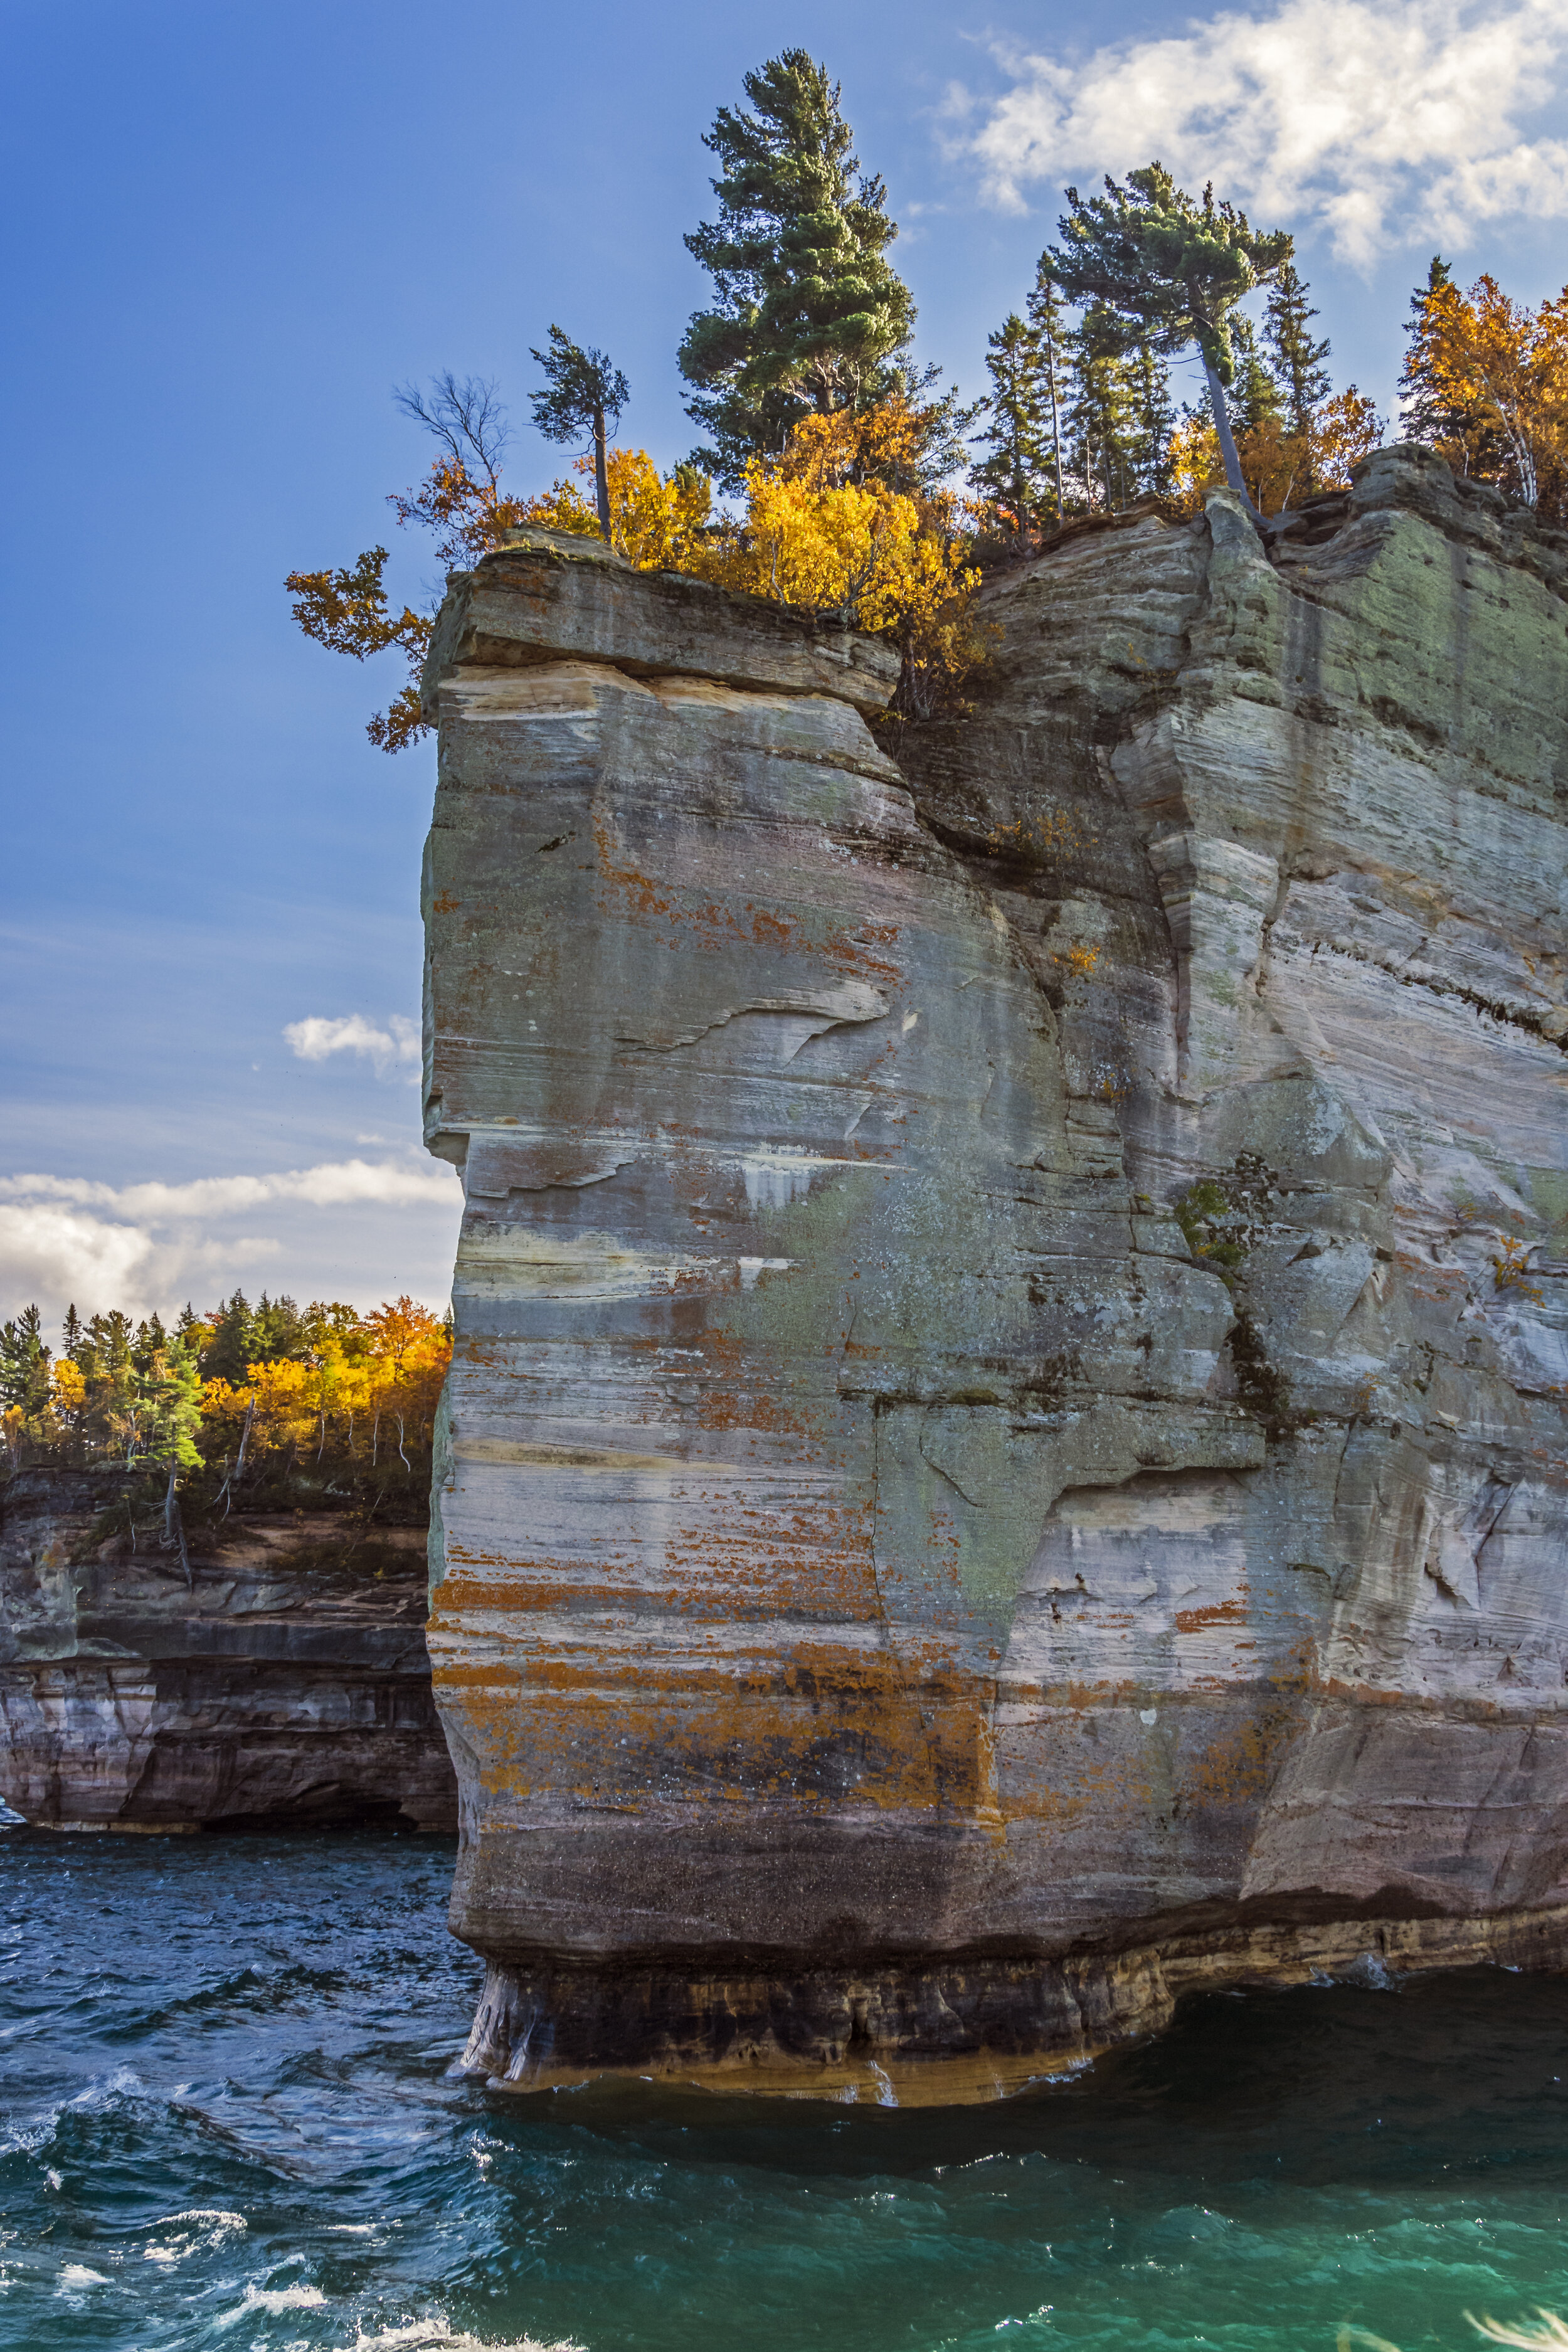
[591,815,812,958]
[692,1389,807,1436]
[433,1661,526,1690]
[431,890,461,914]
[1002,1751,1155,1828]
[1190,1648,1313,1804]
[1173,1599,1248,1636]
[437,1639,999,1819]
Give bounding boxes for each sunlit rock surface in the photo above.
[423,461,1568,2099]
[0,1469,457,1830]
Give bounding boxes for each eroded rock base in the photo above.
[458,1907,1568,2104]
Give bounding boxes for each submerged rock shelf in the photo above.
[420,449,1568,2096]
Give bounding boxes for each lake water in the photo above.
[3,1821,1567,2352]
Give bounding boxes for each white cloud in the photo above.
[283,1013,421,1076]
[963,0,1568,264]
[0,1157,460,1326]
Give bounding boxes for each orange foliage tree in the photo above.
[1168,385,1384,516]
[199,1295,450,1490]
[1402,270,1568,519]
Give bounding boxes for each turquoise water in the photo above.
[3,1823,1567,2351]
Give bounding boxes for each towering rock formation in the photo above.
[423,452,1568,2099]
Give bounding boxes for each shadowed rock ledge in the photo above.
[0,1467,458,1831]
[421,453,1568,2100]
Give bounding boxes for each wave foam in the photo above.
[348,2321,585,2351]
[218,2280,327,2326]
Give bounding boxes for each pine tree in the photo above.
[0,1308,50,1418]
[1025,262,1067,522]
[1227,316,1283,435]
[528,327,629,542]
[1398,255,1488,463]
[61,1304,83,1360]
[679,51,917,489]
[968,314,1052,534]
[1264,262,1331,450]
[201,1291,256,1387]
[1064,306,1142,512]
[1042,163,1292,522]
[1125,336,1175,499]
[142,1337,203,1586]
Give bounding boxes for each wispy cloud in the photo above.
[0,1157,458,1324]
[959,0,1568,265]
[283,1013,421,1076]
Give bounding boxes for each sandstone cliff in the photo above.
[0,1468,457,1830]
[421,455,1568,2099]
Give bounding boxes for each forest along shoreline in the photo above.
[0,1292,458,1831]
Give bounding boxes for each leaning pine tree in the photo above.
[1041,163,1293,525]
[679,50,916,488]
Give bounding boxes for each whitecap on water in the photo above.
[347,2323,585,2351]
[57,2264,110,2289]
[144,2208,246,2264]
[217,2279,327,2326]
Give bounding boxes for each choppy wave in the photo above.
[3,1820,1568,2350]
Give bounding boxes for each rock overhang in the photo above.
[420,523,902,722]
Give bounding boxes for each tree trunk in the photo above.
[592,405,612,543]
[1201,351,1266,524]
[1045,339,1064,522]
[163,1460,191,1591]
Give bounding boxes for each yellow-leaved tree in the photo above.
[289,382,991,739]
[689,398,989,719]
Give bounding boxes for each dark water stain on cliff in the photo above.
[1,1820,1566,2352]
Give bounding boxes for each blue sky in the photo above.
[5,0,1566,1325]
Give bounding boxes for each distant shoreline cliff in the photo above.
[0,1465,456,1831]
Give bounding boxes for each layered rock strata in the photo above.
[0,1468,458,1830]
[423,460,1568,2098]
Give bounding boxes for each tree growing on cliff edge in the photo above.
[1400,263,1568,517]
[1264,262,1332,478]
[528,327,630,542]
[1040,163,1293,524]
[968,312,1054,535]
[679,50,918,487]
[1025,263,1069,519]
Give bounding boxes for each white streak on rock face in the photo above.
[420,465,1568,2084]
[738,1258,792,1291]
[739,1155,819,1212]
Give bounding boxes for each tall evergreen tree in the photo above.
[1064,306,1142,512]
[1042,162,1292,522]
[679,51,917,488]
[968,313,1052,534]
[1227,315,1283,435]
[1399,255,1485,460]
[1264,262,1331,448]
[1129,334,1177,498]
[1025,262,1067,522]
[201,1291,256,1387]
[0,1308,50,1417]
